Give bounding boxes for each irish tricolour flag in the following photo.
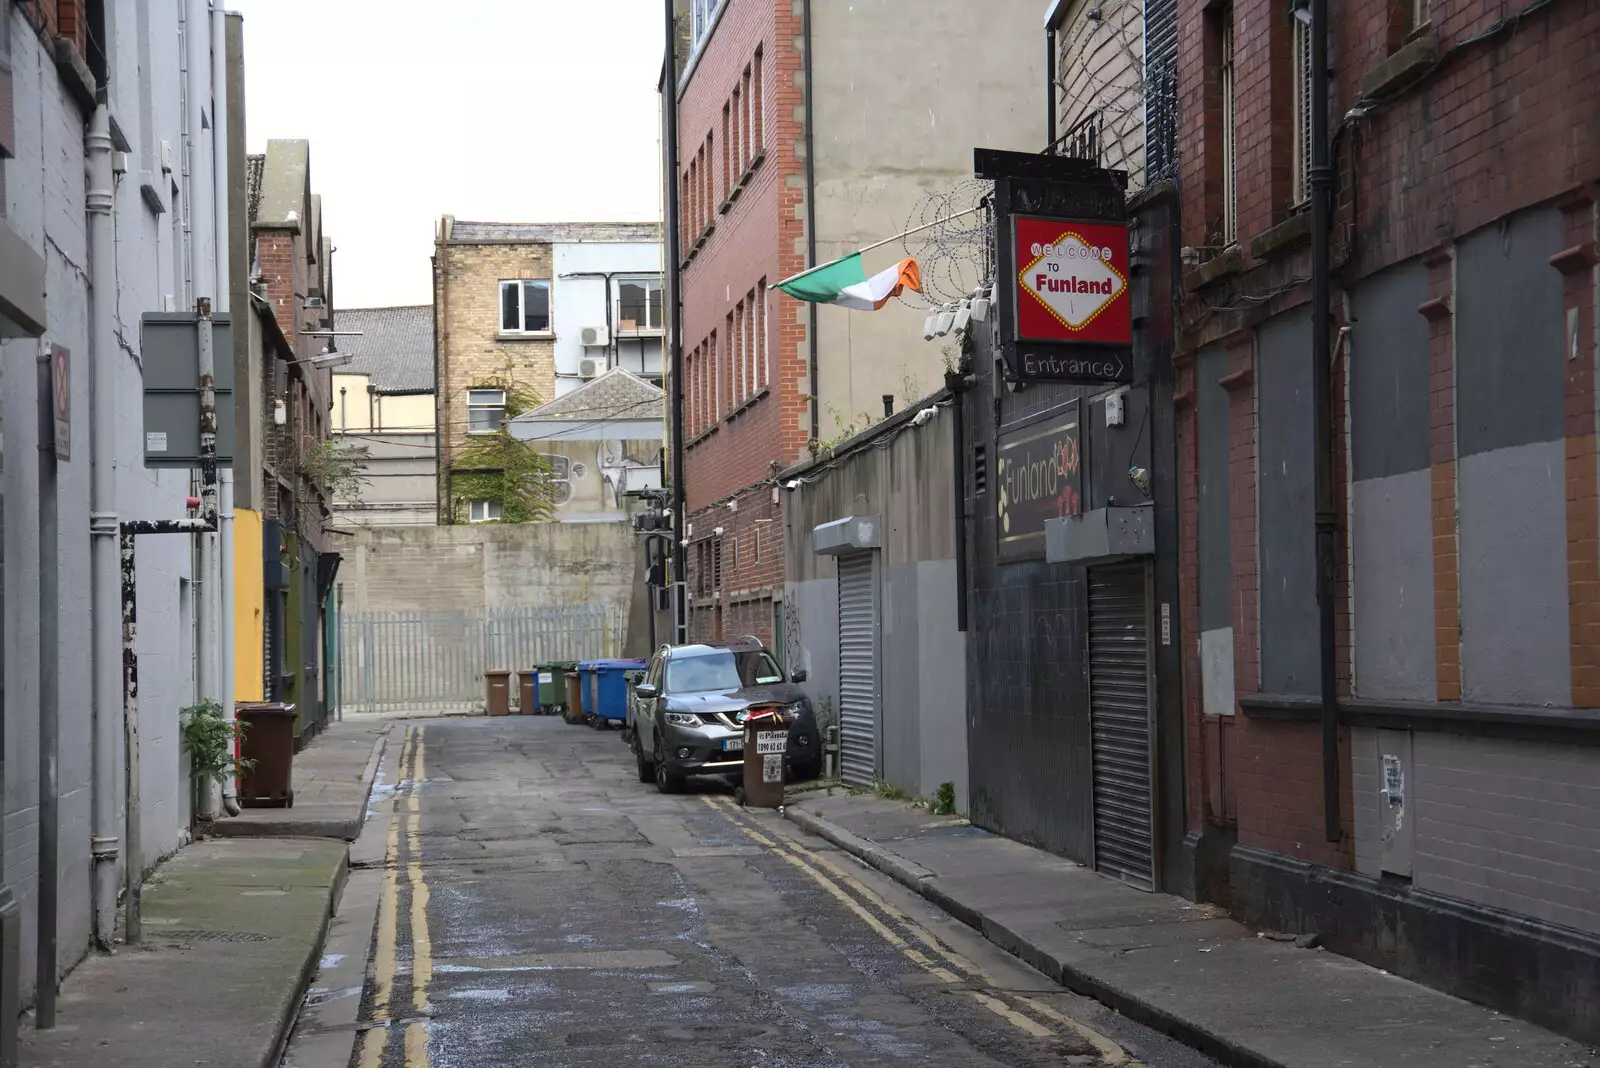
[775,254,922,310]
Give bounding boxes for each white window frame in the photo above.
[1291,16,1313,209]
[614,275,663,335]
[1220,14,1237,243]
[467,499,502,523]
[690,0,721,52]
[467,388,506,436]
[499,279,552,335]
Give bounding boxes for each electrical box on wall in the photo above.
[1105,391,1126,427]
[141,313,235,468]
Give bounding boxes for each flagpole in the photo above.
[768,204,985,291]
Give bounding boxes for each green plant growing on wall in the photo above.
[816,404,878,455]
[180,698,252,785]
[929,781,957,816]
[298,438,370,501]
[449,376,560,523]
[450,431,561,523]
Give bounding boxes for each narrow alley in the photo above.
[296,717,1216,1068]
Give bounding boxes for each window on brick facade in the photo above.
[467,499,502,523]
[467,389,506,435]
[712,536,724,589]
[1220,10,1237,243]
[756,280,769,387]
[1291,15,1313,208]
[721,102,731,202]
[730,86,742,178]
[752,48,764,153]
[740,66,753,170]
[499,280,550,333]
[1412,0,1430,31]
[691,0,720,53]
[616,276,662,333]
[723,314,734,416]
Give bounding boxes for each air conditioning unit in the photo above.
[580,325,610,347]
[305,296,326,309]
[578,358,601,379]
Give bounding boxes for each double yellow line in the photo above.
[359,726,434,1068]
[701,796,1140,1066]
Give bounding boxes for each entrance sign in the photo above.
[976,148,1134,386]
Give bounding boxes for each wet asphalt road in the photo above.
[328,715,1220,1068]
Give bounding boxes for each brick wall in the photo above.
[433,239,558,508]
[677,0,809,616]
[15,2,87,55]
[1174,0,1596,869]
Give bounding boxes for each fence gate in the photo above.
[340,605,625,713]
[837,552,879,787]
[1087,561,1156,891]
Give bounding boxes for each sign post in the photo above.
[976,149,1133,387]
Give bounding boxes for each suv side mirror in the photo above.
[635,683,658,699]
[789,669,808,684]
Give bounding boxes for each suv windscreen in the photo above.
[666,649,785,692]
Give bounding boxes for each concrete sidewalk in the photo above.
[19,838,347,1068]
[785,792,1597,1068]
[212,721,391,840]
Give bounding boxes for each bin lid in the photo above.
[484,668,512,677]
[534,660,578,670]
[235,701,296,716]
[585,658,648,671]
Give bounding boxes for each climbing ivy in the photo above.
[448,375,558,524]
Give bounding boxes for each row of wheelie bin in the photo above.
[483,659,647,725]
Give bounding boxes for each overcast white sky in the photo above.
[228,0,665,309]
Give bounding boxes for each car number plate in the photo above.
[722,738,744,752]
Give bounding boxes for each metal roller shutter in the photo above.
[837,552,878,788]
[1088,561,1155,891]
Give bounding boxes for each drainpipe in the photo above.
[662,0,687,644]
[801,0,819,442]
[1309,0,1339,843]
[195,307,220,820]
[86,104,122,951]
[35,351,60,1030]
[185,0,214,298]
[1046,27,1057,148]
[211,1,240,818]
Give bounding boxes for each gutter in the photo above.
[802,0,819,443]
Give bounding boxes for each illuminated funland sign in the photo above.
[975,148,1133,386]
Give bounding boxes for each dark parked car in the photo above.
[629,637,820,793]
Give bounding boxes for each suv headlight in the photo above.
[664,712,701,727]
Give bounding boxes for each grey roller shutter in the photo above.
[837,552,878,788]
[1088,561,1155,891]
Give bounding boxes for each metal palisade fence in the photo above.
[340,605,625,713]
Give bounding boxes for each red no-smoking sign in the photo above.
[1014,216,1131,345]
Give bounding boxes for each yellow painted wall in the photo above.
[233,508,265,702]
[333,373,437,433]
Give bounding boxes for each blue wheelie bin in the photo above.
[582,658,648,730]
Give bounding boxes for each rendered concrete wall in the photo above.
[809,0,1043,425]
[783,403,965,808]
[343,521,640,619]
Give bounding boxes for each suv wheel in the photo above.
[654,736,685,794]
[635,733,655,783]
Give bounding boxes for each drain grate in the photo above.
[162,929,278,943]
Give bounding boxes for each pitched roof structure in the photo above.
[332,306,435,393]
[514,367,664,423]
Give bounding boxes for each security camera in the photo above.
[922,308,940,342]
[786,479,802,491]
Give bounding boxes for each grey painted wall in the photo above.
[1256,307,1319,695]
[1456,208,1569,706]
[1350,261,1435,700]
[784,405,966,809]
[1352,729,1600,936]
[1,1,218,1003]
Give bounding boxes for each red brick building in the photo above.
[670,0,809,646]
[1176,0,1600,1038]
